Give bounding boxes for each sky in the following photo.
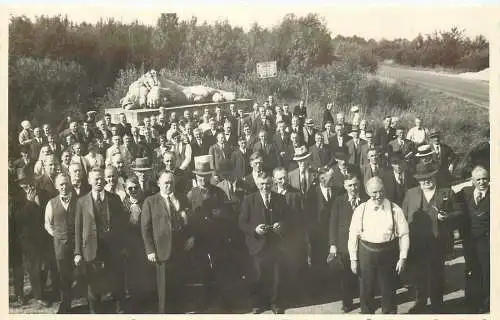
[5,1,500,40]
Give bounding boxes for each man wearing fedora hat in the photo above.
[187,155,235,311]
[288,146,316,195]
[131,157,159,197]
[346,126,366,168]
[382,154,417,207]
[302,119,317,148]
[428,129,457,187]
[403,162,463,313]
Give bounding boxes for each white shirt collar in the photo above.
[422,187,436,202]
[92,190,105,201]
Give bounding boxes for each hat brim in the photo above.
[131,167,152,171]
[193,170,214,176]
[415,151,434,157]
[413,169,439,180]
[293,153,311,161]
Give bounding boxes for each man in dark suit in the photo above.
[241,151,264,195]
[69,162,91,197]
[309,132,333,169]
[388,126,416,171]
[375,116,396,152]
[403,162,463,313]
[81,121,95,153]
[116,113,132,137]
[346,126,366,167]
[305,166,338,293]
[458,166,490,313]
[191,128,210,157]
[253,130,280,170]
[222,121,238,149]
[329,174,367,312]
[35,154,59,198]
[274,121,292,168]
[289,116,304,144]
[44,173,77,313]
[429,129,457,187]
[330,152,359,189]
[203,118,219,147]
[361,148,387,188]
[331,123,351,154]
[13,145,34,176]
[359,130,376,169]
[209,132,233,172]
[382,155,417,206]
[235,107,250,137]
[74,168,127,313]
[293,100,307,122]
[272,167,307,304]
[288,146,316,195]
[231,136,251,180]
[252,106,274,136]
[141,170,194,313]
[302,119,317,147]
[30,127,46,160]
[239,171,289,314]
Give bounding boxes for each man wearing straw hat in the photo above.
[187,155,234,311]
[403,162,463,313]
[288,146,315,195]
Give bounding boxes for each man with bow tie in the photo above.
[44,173,77,313]
[239,171,289,314]
[348,177,409,314]
[458,166,490,313]
[329,174,368,313]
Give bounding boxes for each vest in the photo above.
[49,196,77,259]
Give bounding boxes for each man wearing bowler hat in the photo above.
[187,155,234,311]
[403,162,463,313]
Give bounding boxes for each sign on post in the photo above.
[256,61,277,78]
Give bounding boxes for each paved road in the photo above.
[378,65,489,109]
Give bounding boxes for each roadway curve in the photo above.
[377,65,489,109]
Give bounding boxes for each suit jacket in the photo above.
[71,155,91,176]
[403,186,462,257]
[309,144,333,169]
[242,173,259,195]
[330,133,351,154]
[203,130,219,147]
[361,163,387,188]
[302,128,317,147]
[231,148,250,179]
[329,193,369,253]
[141,192,190,261]
[191,139,210,157]
[223,132,238,148]
[305,185,338,235]
[381,169,417,206]
[431,143,457,186]
[293,105,307,119]
[72,182,91,197]
[252,141,280,170]
[209,144,233,171]
[375,127,396,151]
[29,138,45,160]
[13,158,34,176]
[331,164,359,189]
[238,191,289,255]
[234,115,250,137]
[288,168,316,195]
[346,138,366,167]
[458,186,489,241]
[252,117,274,136]
[388,138,415,158]
[359,142,376,169]
[116,122,132,137]
[35,175,58,199]
[74,191,127,261]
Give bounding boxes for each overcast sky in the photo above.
[6,2,500,40]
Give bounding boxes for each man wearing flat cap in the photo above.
[403,162,463,313]
[428,129,457,187]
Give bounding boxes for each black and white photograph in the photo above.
[5,2,495,315]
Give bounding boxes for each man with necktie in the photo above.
[382,154,417,207]
[346,126,366,167]
[329,174,368,313]
[209,132,233,172]
[429,129,456,187]
[458,166,490,313]
[141,170,193,313]
[288,146,315,195]
[239,171,289,314]
[361,148,387,188]
[253,130,279,170]
[74,168,127,313]
[44,173,77,313]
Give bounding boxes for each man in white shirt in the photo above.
[348,177,409,314]
[44,173,77,313]
[406,117,429,146]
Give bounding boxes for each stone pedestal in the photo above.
[105,99,253,127]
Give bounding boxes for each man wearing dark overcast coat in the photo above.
[74,167,127,314]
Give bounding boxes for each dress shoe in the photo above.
[342,303,355,313]
[271,306,285,314]
[408,303,426,314]
[252,307,265,314]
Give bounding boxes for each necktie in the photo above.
[475,192,483,205]
[350,197,358,209]
[300,173,307,193]
[326,188,331,201]
[61,196,69,203]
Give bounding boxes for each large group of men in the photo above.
[8,96,489,314]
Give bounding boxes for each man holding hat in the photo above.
[403,162,463,313]
[388,126,416,166]
[187,155,234,311]
[288,146,315,195]
[429,129,457,187]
